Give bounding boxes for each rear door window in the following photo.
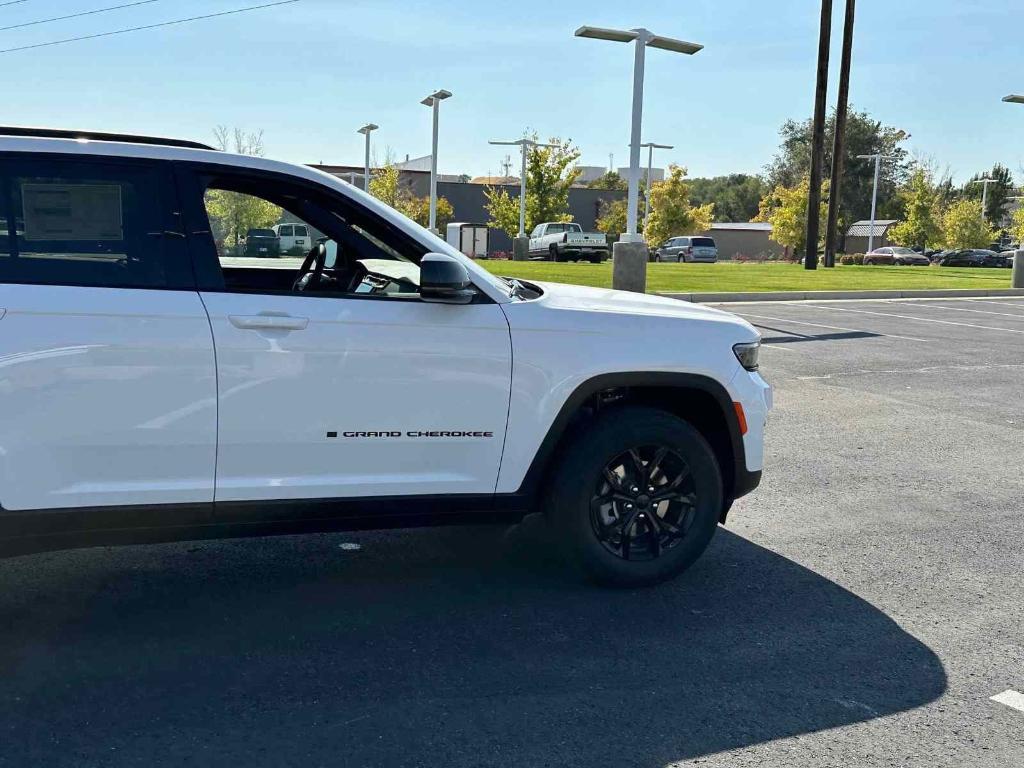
[691,237,716,248]
[0,157,189,289]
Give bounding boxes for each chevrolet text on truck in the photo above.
[0,127,770,586]
[528,222,610,262]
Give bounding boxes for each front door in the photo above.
[0,155,217,512]
[177,166,512,503]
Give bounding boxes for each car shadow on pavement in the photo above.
[0,519,946,767]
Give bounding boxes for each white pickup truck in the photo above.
[529,222,609,263]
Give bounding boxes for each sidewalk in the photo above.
[659,287,1024,303]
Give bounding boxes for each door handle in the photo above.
[229,314,309,331]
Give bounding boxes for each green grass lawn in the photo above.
[475,260,1014,293]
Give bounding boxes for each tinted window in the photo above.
[691,237,716,247]
[277,225,293,237]
[547,224,565,234]
[0,158,187,289]
[294,225,308,237]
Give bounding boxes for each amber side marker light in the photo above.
[733,402,748,435]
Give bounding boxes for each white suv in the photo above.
[0,128,770,586]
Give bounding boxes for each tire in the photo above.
[545,405,723,587]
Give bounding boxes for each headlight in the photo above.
[733,341,760,371]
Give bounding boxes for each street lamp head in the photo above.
[646,34,702,55]
[640,142,674,150]
[1002,94,1024,104]
[421,89,452,106]
[575,25,701,54]
[357,123,378,135]
[574,25,639,43]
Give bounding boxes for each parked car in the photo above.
[863,248,897,265]
[528,222,609,263]
[654,236,719,263]
[937,249,1010,267]
[273,223,313,255]
[0,126,770,587]
[888,247,932,266]
[244,228,280,257]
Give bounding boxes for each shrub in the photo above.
[851,253,865,265]
[839,254,854,265]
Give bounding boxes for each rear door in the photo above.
[0,154,217,512]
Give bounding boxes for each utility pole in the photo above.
[824,0,855,268]
[971,177,997,222]
[489,137,556,260]
[640,142,673,230]
[420,89,452,234]
[357,123,378,193]
[805,0,833,270]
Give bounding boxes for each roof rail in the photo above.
[0,126,216,151]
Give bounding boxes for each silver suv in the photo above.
[654,236,718,263]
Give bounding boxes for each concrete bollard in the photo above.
[612,240,649,293]
[1014,249,1024,289]
[512,236,530,262]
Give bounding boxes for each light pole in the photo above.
[639,142,673,229]
[576,25,701,292]
[489,137,556,260]
[420,89,452,234]
[1002,95,1024,288]
[357,123,378,193]
[971,177,997,221]
[856,153,894,252]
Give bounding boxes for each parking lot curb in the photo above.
[659,288,1024,303]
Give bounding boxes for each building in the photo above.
[844,220,898,254]
[308,162,626,256]
[577,165,665,186]
[698,222,784,261]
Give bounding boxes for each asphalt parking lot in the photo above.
[0,297,1021,768]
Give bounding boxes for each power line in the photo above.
[0,0,299,54]
[0,0,31,7]
[0,1,160,33]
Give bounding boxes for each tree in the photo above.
[753,177,828,257]
[586,171,627,191]
[399,194,454,232]
[765,109,911,238]
[941,199,994,249]
[889,167,942,250]
[688,174,767,222]
[1010,206,1024,245]
[644,165,714,246]
[963,163,1014,226]
[369,163,454,231]
[206,126,281,253]
[485,137,581,238]
[595,198,628,236]
[368,164,402,207]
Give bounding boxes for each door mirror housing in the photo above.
[420,253,476,304]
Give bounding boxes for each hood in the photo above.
[528,280,758,335]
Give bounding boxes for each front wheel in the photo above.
[546,406,723,587]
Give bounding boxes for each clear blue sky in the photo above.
[3,0,1022,183]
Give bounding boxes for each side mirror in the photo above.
[420,253,476,305]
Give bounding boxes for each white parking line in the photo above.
[890,302,1024,319]
[965,298,1024,309]
[800,304,1024,334]
[991,690,1024,714]
[738,312,930,342]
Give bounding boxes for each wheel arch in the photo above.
[516,372,750,520]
